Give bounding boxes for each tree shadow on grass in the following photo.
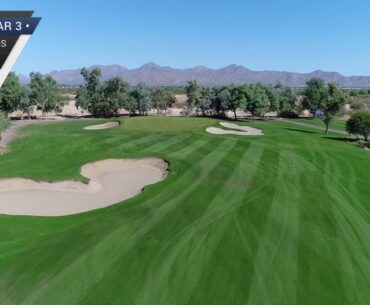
[324,136,370,151]
[285,128,319,134]
[324,136,357,143]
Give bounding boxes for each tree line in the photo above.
[0,72,64,118]
[0,69,176,119]
[1,68,369,140]
[76,68,175,117]
[184,80,297,120]
[184,78,351,133]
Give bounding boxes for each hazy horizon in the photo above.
[15,62,370,78]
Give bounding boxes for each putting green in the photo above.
[0,117,369,305]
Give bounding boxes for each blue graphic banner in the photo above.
[0,11,41,85]
[0,18,41,35]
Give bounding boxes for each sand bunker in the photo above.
[0,158,168,216]
[84,121,119,130]
[206,122,263,136]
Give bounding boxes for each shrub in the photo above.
[279,111,298,118]
[350,101,365,111]
[359,90,368,96]
[346,111,370,141]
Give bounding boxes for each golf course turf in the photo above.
[290,117,347,131]
[0,116,369,305]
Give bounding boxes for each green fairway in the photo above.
[0,117,369,305]
[290,117,347,131]
[120,116,216,132]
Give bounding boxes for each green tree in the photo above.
[185,80,201,114]
[321,83,347,133]
[18,86,35,119]
[228,86,247,120]
[81,68,101,97]
[123,97,138,115]
[346,111,370,141]
[265,85,279,115]
[102,77,131,117]
[274,82,297,117]
[151,87,175,115]
[197,87,213,117]
[0,72,24,115]
[303,78,327,117]
[131,83,152,115]
[76,68,104,116]
[211,87,231,116]
[244,84,270,119]
[30,73,63,115]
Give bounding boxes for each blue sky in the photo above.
[2,0,370,76]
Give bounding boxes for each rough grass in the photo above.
[0,117,369,305]
[0,111,8,135]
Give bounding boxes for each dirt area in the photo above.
[174,94,188,108]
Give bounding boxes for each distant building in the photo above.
[312,109,325,118]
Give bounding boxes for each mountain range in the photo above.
[19,63,370,87]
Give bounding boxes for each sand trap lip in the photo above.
[206,122,263,136]
[0,158,168,217]
[83,121,119,130]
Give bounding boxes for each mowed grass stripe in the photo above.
[129,137,240,236]
[113,133,169,151]
[0,117,369,305]
[140,133,194,154]
[228,147,282,301]
[130,140,249,305]
[135,142,268,305]
[154,133,205,156]
[165,143,268,304]
[19,137,240,304]
[324,156,370,295]
[321,153,370,304]
[167,133,211,159]
[246,150,303,305]
[161,144,266,304]
[1,137,237,305]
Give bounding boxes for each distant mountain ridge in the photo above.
[19,63,370,87]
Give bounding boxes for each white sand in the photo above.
[0,158,168,216]
[206,122,263,136]
[84,122,119,130]
[206,127,250,136]
[219,122,264,135]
